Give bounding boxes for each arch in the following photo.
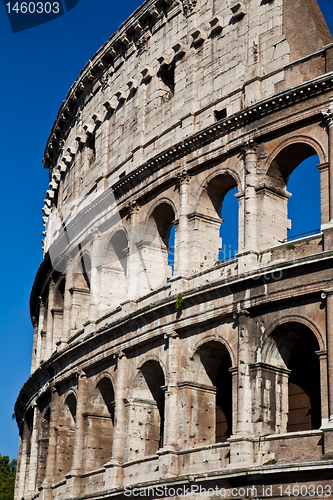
[55,391,77,480]
[145,197,178,224]
[83,376,115,472]
[140,201,176,291]
[136,354,167,383]
[36,393,51,488]
[101,228,128,310]
[94,370,116,389]
[53,276,66,347]
[264,315,325,355]
[195,168,242,205]
[263,138,323,246]
[261,319,322,433]
[127,360,165,460]
[189,340,233,444]
[192,172,239,269]
[74,251,91,289]
[71,252,91,330]
[266,136,326,177]
[190,334,236,367]
[54,276,65,309]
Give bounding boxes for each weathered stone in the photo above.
[15,1,333,499]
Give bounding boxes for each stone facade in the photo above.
[15,0,333,499]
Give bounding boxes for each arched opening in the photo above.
[267,322,321,434]
[24,407,34,488]
[84,377,115,472]
[55,393,76,480]
[167,223,175,276]
[36,394,51,487]
[142,203,175,290]
[53,277,65,347]
[265,143,321,246]
[194,174,238,270]
[195,341,233,443]
[71,253,91,331]
[287,330,321,432]
[219,186,238,261]
[287,155,320,240]
[102,229,128,310]
[127,360,165,460]
[39,284,49,363]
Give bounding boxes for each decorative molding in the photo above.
[180,0,197,16]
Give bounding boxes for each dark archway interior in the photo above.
[141,361,165,449]
[198,341,233,442]
[287,331,321,432]
[271,322,321,432]
[110,230,128,276]
[268,143,317,187]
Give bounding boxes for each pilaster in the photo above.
[61,257,74,342]
[126,201,140,301]
[26,403,40,498]
[104,351,127,488]
[40,387,59,500]
[321,101,333,222]
[45,278,55,360]
[89,229,102,325]
[176,168,190,277]
[68,370,87,496]
[238,141,259,272]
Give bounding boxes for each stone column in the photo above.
[235,310,253,435]
[62,258,74,342]
[30,316,38,374]
[16,422,30,500]
[176,169,189,277]
[126,201,140,302]
[316,349,329,424]
[40,387,60,500]
[228,309,254,467]
[104,352,128,488]
[238,141,258,272]
[321,105,333,221]
[35,298,46,367]
[45,278,55,359]
[317,162,330,225]
[89,230,102,325]
[163,331,180,449]
[26,403,40,498]
[68,370,87,496]
[323,289,333,421]
[321,288,333,455]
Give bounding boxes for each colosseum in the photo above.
[14,0,333,499]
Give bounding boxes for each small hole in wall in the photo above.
[159,62,175,95]
[214,109,227,121]
[119,171,126,179]
[86,134,96,163]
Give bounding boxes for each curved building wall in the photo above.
[15,0,333,499]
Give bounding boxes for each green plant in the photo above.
[263,458,277,465]
[175,293,183,310]
[258,434,269,448]
[287,244,296,250]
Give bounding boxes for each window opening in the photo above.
[219,186,238,261]
[286,155,320,241]
[159,62,175,95]
[214,109,227,121]
[167,224,175,277]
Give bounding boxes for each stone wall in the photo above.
[15,0,333,499]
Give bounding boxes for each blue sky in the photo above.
[0,0,332,460]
